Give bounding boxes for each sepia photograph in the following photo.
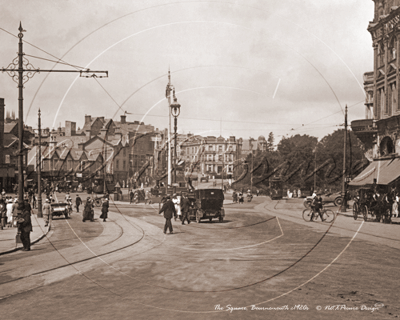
[0,0,399,319]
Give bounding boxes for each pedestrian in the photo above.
[1,188,6,199]
[32,193,36,209]
[129,189,134,204]
[392,192,398,218]
[256,189,259,197]
[42,198,53,227]
[238,192,244,204]
[298,188,302,198]
[172,194,180,221]
[75,194,82,212]
[180,193,191,225]
[83,197,94,222]
[24,197,32,216]
[12,198,18,227]
[158,195,176,234]
[18,203,33,251]
[100,198,109,222]
[144,190,150,205]
[6,198,14,228]
[232,190,237,203]
[0,199,6,230]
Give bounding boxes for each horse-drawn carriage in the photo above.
[353,187,393,223]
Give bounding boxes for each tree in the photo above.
[267,132,274,151]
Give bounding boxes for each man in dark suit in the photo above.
[159,195,176,234]
[18,203,33,251]
[180,194,191,225]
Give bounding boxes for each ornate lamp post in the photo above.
[170,96,181,194]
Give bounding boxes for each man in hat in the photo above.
[75,194,82,213]
[18,203,33,251]
[159,195,176,234]
[42,198,53,227]
[311,193,324,221]
[180,193,191,225]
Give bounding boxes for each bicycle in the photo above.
[302,207,336,223]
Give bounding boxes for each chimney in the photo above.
[120,114,126,124]
[0,98,4,164]
[85,115,91,124]
[85,129,91,138]
[65,121,76,136]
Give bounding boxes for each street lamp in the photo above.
[170,96,181,194]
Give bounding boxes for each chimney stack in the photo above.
[85,115,91,124]
[65,121,76,136]
[120,114,126,124]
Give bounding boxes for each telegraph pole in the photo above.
[340,105,348,212]
[1,23,108,216]
[37,109,42,218]
[165,69,174,192]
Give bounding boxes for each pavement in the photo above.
[0,209,50,255]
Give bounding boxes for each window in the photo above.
[116,159,119,170]
[382,88,387,114]
[207,165,213,172]
[390,82,397,112]
[218,145,223,151]
[389,38,396,61]
[378,43,384,68]
[123,148,126,156]
[218,154,223,161]
[208,145,213,151]
[5,155,10,164]
[123,160,126,170]
[207,154,213,161]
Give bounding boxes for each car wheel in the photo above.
[219,216,223,222]
[334,197,343,207]
[209,218,212,222]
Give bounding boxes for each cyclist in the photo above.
[311,193,324,221]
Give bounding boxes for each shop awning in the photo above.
[349,158,400,186]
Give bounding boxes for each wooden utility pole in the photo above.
[340,105,348,212]
[37,109,42,217]
[1,23,107,216]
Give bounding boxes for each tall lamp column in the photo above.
[170,96,181,195]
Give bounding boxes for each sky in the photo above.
[0,0,375,143]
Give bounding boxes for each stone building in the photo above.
[351,0,400,187]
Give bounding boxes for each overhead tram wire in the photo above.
[289,100,365,133]
[24,54,88,70]
[0,27,83,72]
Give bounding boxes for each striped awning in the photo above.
[349,158,400,186]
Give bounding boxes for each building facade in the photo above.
[351,0,400,187]
[182,135,241,178]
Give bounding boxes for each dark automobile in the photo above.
[303,192,343,208]
[188,188,225,223]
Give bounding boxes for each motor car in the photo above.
[303,192,343,208]
[188,188,225,222]
[50,201,71,219]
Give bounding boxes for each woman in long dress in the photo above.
[6,199,14,227]
[83,197,94,222]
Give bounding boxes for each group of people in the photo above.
[129,188,151,204]
[159,193,192,234]
[286,188,302,198]
[0,196,18,229]
[232,189,257,204]
[0,195,33,251]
